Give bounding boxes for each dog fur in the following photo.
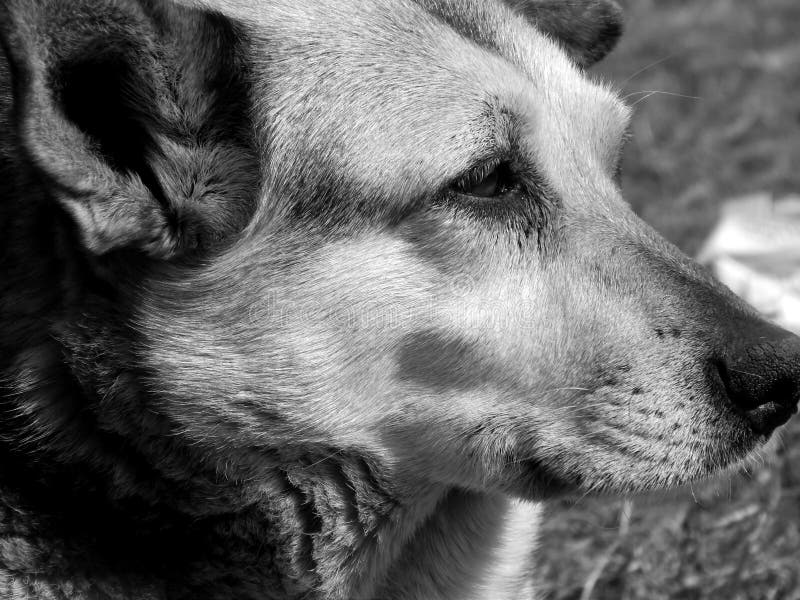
[1,1,799,598]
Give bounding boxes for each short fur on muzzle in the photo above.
[1,0,798,599]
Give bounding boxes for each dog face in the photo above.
[2,0,799,511]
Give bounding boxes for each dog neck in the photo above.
[0,429,539,600]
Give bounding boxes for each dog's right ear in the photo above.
[505,0,624,67]
[0,0,256,257]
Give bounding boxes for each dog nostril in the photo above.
[716,339,800,436]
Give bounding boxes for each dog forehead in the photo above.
[252,0,523,197]
[185,0,630,204]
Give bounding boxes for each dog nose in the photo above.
[717,331,800,436]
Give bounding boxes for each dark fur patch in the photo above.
[396,330,501,393]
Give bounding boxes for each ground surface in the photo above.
[537,0,800,598]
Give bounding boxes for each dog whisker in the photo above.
[728,368,764,379]
[555,402,615,411]
[619,53,680,87]
[301,449,345,469]
[625,89,703,106]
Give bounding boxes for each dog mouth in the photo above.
[732,400,798,436]
[511,368,795,496]
[508,457,581,498]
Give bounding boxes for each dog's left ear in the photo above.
[0,0,256,258]
[505,0,623,67]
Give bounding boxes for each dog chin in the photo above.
[712,426,784,481]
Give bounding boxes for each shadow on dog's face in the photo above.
[2,0,799,504]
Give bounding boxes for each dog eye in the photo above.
[452,162,516,199]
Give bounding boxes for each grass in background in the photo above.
[537,0,800,598]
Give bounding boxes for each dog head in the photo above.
[1,0,798,511]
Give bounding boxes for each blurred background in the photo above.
[536,0,800,598]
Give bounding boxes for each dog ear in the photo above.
[504,0,623,67]
[0,0,256,257]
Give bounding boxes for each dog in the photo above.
[1,0,798,598]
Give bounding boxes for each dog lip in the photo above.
[514,458,577,496]
[743,401,798,436]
